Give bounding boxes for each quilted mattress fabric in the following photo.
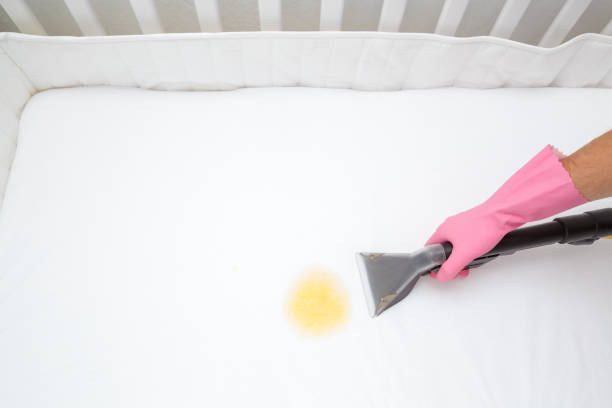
[1,86,612,407]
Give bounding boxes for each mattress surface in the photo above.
[1,86,612,407]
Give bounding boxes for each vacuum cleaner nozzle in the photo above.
[356,244,448,317]
[356,208,612,317]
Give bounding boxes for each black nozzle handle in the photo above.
[440,208,612,270]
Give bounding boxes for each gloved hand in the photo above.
[426,145,588,282]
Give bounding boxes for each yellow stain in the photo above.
[605,236,612,240]
[288,267,349,335]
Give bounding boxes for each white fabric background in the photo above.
[0,40,33,209]
[0,86,611,407]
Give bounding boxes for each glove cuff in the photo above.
[484,145,588,230]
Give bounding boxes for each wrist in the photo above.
[561,153,597,202]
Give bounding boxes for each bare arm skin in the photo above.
[561,130,612,201]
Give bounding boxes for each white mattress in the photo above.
[1,86,612,407]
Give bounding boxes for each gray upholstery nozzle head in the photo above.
[356,244,448,317]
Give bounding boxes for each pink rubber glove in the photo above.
[426,145,588,282]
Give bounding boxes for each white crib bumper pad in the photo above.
[1,31,612,209]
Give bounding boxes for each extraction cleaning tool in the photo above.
[357,208,612,317]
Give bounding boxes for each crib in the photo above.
[1,1,612,407]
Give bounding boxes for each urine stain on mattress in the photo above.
[287,267,349,335]
[605,236,612,239]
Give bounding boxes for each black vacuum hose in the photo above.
[440,208,612,269]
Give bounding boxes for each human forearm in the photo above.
[561,130,612,201]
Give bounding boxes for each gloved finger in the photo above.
[433,269,468,280]
[425,229,447,246]
[436,251,473,282]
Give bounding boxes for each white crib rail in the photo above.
[0,0,611,46]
